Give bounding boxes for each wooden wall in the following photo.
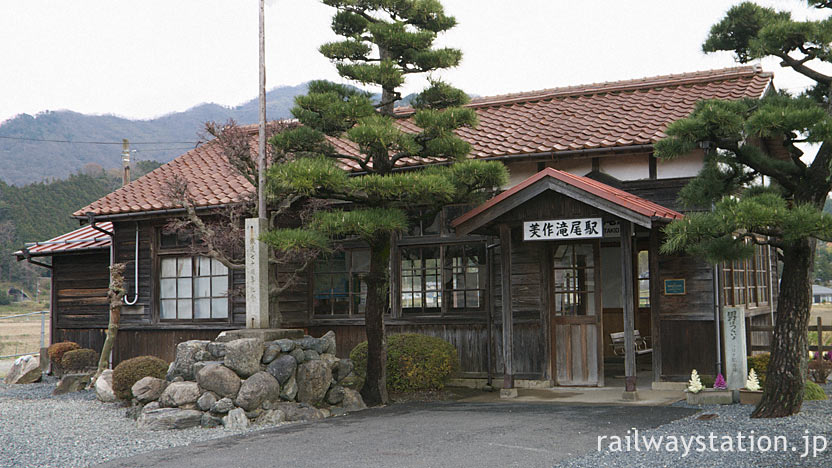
[52,251,110,329]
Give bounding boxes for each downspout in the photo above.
[21,249,53,270]
[485,240,499,390]
[713,263,723,376]
[123,223,139,305]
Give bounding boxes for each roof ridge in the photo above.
[395,66,769,114]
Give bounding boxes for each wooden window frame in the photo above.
[311,249,369,317]
[157,254,232,323]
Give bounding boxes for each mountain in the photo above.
[0,83,309,185]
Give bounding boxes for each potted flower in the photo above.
[685,369,733,405]
[739,368,763,405]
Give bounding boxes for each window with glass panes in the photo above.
[722,243,770,308]
[160,256,229,320]
[401,246,442,313]
[637,250,650,307]
[313,250,369,316]
[444,244,485,312]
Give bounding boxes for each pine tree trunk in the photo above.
[92,263,126,384]
[360,235,390,406]
[752,239,813,418]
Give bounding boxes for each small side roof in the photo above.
[452,168,683,235]
[14,222,112,259]
[813,284,832,295]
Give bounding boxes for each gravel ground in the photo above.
[0,377,295,468]
[555,389,832,468]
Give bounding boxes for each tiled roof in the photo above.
[76,66,771,217]
[15,222,112,258]
[451,168,684,231]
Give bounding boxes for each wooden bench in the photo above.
[610,330,652,357]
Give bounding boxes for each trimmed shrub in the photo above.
[747,353,770,384]
[112,356,169,400]
[61,348,99,373]
[808,358,832,384]
[0,289,10,305]
[805,380,827,401]
[48,341,81,364]
[350,333,459,392]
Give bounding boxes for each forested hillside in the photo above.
[0,84,307,185]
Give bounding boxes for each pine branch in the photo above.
[774,51,832,86]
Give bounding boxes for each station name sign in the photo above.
[523,217,603,241]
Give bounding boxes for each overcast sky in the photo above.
[0,0,828,125]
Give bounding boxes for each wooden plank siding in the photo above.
[53,252,110,329]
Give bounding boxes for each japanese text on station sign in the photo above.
[522,218,603,241]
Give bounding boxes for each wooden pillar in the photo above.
[648,226,662,383]
[499,223,515,394]
[620,220,637,396]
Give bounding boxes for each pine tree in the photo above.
[656,1,832,417]
[263,0,507,405]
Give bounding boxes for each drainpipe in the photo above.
[486,240,500,390]
[21,248,53,270]
[123,223,140,305]
[713,263,723,376]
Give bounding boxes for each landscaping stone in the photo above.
[192,360,222,377]
[222,407,249,430]
[339,388,367,412]
[290,348,306,364]
[296,360,332,404]
[275,339,295,353]
[194,350,212,362]
[132,377,168,404]
[167,340,209,381]
[235,371,280,411]
[255,409,285,425]
[53,373,92,395]
[275,402,326,422]
[261,343,282,364]
[280,376,298,401]
[215,328,303,342]
[137,408,202,430]
[325,385,346,405]
[321,331,336,354]
[196,364,241,399]
[266,354,296,385]
[95,369,116,402]
[224,338,264,378]
[201,413,224,428]
[210,397,235,414]
[142,401,160,412]
[206,341,227,359]
[159,381,200,408]
[320,353,338,370]
[298,336,324,353]
[303,349,321,361]
[4,355,41,385]
[332,359,353,383]
[125,404,143,421]
[197,391,218,411]
[245,408,263,420]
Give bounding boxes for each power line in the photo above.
[133,147,197,153]
[0,135,199,145]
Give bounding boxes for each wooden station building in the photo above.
[19,66,781,388]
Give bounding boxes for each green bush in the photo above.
[805,380,827,401]
[112,356,169,400]
[747,353,770,384]
[61,348,99,373]
[350,333,459,392]
[0,289,10,305]
[48,341,81,364]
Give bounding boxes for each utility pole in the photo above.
[121,139,131,186]
[258,0,266,220]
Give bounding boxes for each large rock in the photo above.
[132,377,168,404]
[320,353,338,369]
[296,360,332,404]
[298,336,324,353]
[266,354,296,385]
[207,341,227,359]
[215,328,304,342]
[290,348,306,364]
[137,408,202,430]
[201,413,224,428]
[332,359,354,383]
[196,364,241,399]
[321,331,337,354]
[159,381,200,408]
[275,402,326,422]
[261,343,282,364]
[275,339,295,353]
[4,355,41,385]
[210,397,235,414]
[255,409,285,425]
[222,407,250,430]
[340,388,367,412]
[280,375,298,401]
[192,360,223,377]
[326,386,346,405]
[303,350,321,361]
[167,340,209,381]
[95,369,116,402]
[197,391,218,411]
[224,338,264,378]
[235,371,280,411]
[53,373,92,395]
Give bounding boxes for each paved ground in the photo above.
[95,402,697,468]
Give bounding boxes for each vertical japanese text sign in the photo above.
[722,306,748,391]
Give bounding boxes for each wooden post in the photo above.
[648,226,662,383]
[818,316,824,360]
[620,220,637,398]
[499,223,516,397]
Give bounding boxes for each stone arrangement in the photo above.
[127,331,367,431]
[4,354,42,385]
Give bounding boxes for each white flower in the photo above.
[687,369,704,394]
[746,368,761,392]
